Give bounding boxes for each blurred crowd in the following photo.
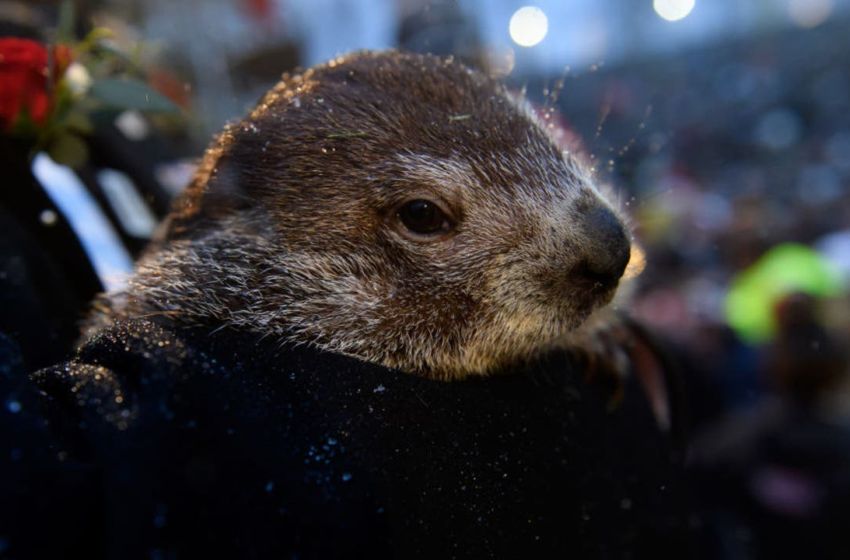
[559,17,850,557]
[552,16,850,424]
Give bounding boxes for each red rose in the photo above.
[0,38,72,132]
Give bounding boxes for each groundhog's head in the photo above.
[146,51,630,379]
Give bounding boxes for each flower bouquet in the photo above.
[0,8,185,368]
[1,26,180,167]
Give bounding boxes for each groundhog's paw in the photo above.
[568,314,633,410]
[567,311,676,433]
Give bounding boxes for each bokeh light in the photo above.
[653,0,696,22]
[509,6,548,48]
[484,46,516,77]
[624,243,648,280]
[788,0,833,29]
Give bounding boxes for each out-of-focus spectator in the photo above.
[689,292,850,559]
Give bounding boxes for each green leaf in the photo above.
[90,78,181,115]
[47,133,89,169]
[84,27,114,45]
[57,1,76,44]
[95,42,142,73]
[77,27,115,55]
[9,111,40,138]
[61,111,95,135]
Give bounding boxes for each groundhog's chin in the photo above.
[428,305,614,380]
[589,284,621,310]
[557,285,620,327]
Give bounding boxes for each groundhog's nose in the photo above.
[572,205,631,289]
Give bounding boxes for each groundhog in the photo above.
[91,50,632,381]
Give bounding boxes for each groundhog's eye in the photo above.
[395,199,454,240]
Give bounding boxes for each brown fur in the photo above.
[90,51,632,381]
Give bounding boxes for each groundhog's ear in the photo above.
[197,156,254,219]
[164,139,255,239]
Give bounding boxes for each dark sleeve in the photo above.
[0,334,102,559]
[10,319,699,559]
[22,321,392,560]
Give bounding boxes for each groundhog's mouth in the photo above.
[563,282,620,324]
[550,269,620,309]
